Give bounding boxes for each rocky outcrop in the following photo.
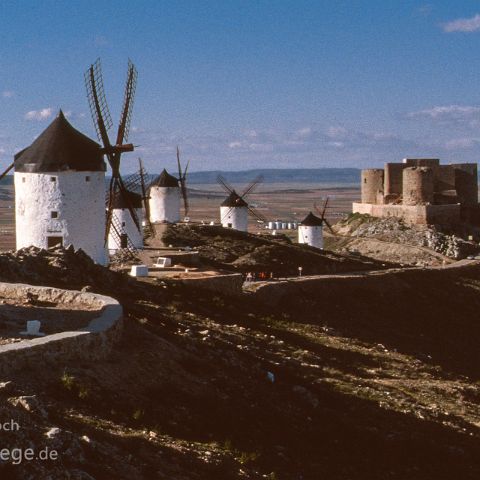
[333,214,480,263]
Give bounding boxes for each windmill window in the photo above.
[50,176,57,182]
[227,223,233,228]
[122,222,126,227]
[50,211,58,219]
[85,176,91,182]
[22,177,25,183]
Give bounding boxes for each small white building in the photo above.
[14,110,107,265]
[107,189,144,252]
[298,211,323,249]
[220,191,249,231]
[148,169,181,223]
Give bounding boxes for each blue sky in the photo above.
[1,1,480,173]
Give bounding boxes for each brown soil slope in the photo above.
[162,224,395,275]
[0,249,478,479]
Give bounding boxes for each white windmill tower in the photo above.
[148,147,189,223]
[13,110,107,265]
[217,175,266,231]
[107,189,144,252]
[149,169,181,223]
[298,198,334,249]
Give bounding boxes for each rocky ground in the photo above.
[328,213,480,266]
[161,224,395,275]
[0,247,479,479]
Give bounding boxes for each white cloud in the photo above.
[2,91,14,98]
[327,141,344,148]
[228,141,242,148]
[442,14,480,33]
[444,137,479,149]
[326,126,348,139]
[24,108,53,121]
[407,105,480,120]
[296,127,312,138]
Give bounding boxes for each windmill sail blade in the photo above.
[117,176,141,232]
[0,162,14,182]
[247,206,267,223]
[324,218,335,235]
[176,146,182,177]
[176,147,189,217]
[116,59,137,146]
[241,174,264,197]
[85,58,113,146]
[217,174,234,194]
[138,158,152,224]
[321,197,330,219]
[178,174,189,217]
[314,198,330,219]
[183,159,190,178]
[220,206,234,224]
[104,176,116,244]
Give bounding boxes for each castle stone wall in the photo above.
[352,202,460,225]
[402,167,434,205]
[361,169,384,204]
[384,163,406,197]
[453,163,478,206]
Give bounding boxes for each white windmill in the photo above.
[148,147,189,223]
[217,175,266,231]
[13,110,107,265]
[298,198,334,249]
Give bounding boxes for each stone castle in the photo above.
[352,158,478,225]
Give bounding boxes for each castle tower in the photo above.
[220,191,249,231]
[107,190,144,252]
[361,169,384,204]
[298,212,323,249]
[14,110,107,265]
[148,169,181,223]
[402,166,434,205]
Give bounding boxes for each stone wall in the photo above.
[0,283,123,376]
[361,169,384,204]
[352,202,461,225]
[384,163,406,197]
[453,163,478,206]
[246,260,479,307]
[165,272,244,296]
[402,167,434,205]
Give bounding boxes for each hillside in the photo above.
[161,224,394,276]
[327,213,480,266]
[0,247,479,479]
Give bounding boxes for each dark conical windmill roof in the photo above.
[150,168,179,188]
[111,189,143,209]
[14,110,105,173]
[300,211,323,226]
[221,190,248,207]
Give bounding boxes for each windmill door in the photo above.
[120,234,128,249]
[47,236,63,248]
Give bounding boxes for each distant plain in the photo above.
[0,181,361,250]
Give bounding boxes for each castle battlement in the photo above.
[353,159,478,225]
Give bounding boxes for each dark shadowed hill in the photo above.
[0,247,479,479]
